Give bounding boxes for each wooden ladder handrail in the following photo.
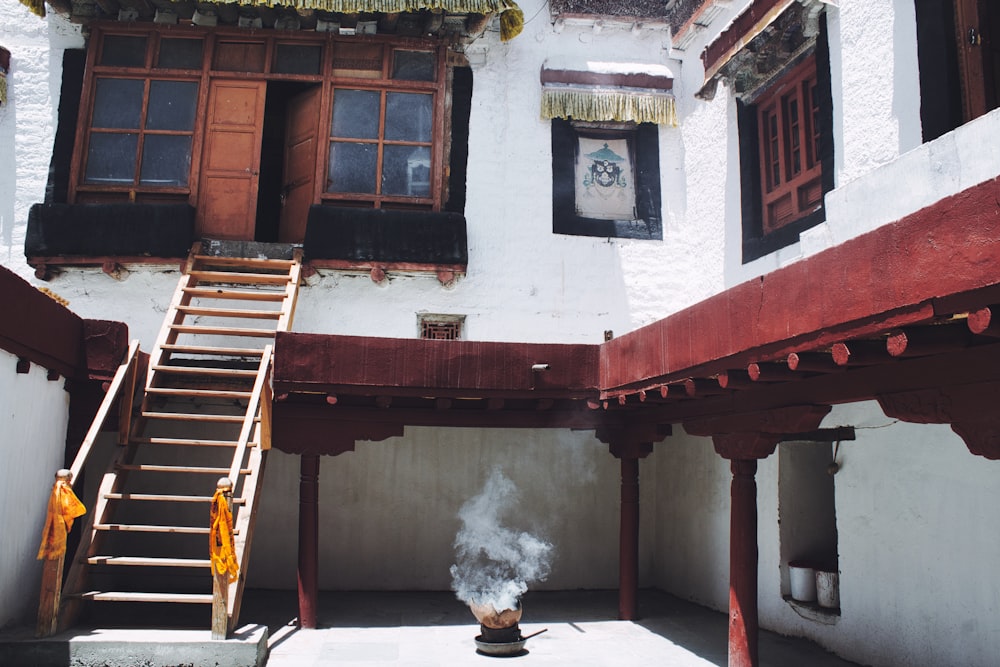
[70,338,143,484]
[37,339,142,637]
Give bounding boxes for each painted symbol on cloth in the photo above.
[582,143,628,189]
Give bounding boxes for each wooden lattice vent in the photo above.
[419,315,464,340]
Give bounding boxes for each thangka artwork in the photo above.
[574,137,636,221]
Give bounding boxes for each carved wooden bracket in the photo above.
[596,424,670,459]
[684,404,832,460]
[271,409,404,457]
[877,383,1000,460]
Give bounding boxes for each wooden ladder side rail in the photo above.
[227,435,268,631]
[276,249,303,333]
[66,340,142,482]
[226,345,272,486]
[212,345,272,634]
[37,340,142,637]
[54,444,140,634]
[145,245,201,394]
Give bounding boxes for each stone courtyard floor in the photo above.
[246,589,861,667]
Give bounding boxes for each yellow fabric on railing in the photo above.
[541,87,678,127]
[37,479,86,560]
[210,489,239,578]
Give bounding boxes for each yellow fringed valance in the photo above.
[18,0,46,17]
[541,87,677,127]
[234,0,523,39]
[17,0,524,39]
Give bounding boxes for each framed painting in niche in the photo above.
[574,136,636,220]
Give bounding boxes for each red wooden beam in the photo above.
[601,176,1000,392]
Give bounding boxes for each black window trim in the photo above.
[551,118,662,240]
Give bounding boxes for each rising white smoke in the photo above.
[449,467,553,612]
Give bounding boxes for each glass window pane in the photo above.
[331,89,380,139]
[392,50,435,82]
[327,142,377,194]
[385,92,432,142]
[382,145,430,197]
[157,39,203,70]
[140,135,192,186]
[92,78,144,129]
[84,133,138,184]
[146,81,198,131]
[274,44,322,74]
[100,35,146,68]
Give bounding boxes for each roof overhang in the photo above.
[271,176,1000,456]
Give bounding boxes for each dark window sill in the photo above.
[783,595,840,624]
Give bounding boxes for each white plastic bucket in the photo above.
[789,564,817,602]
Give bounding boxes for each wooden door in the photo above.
[278,86,322,244]
[197,80,267,240]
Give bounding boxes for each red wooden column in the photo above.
[727,456,760,667]
[297,453,320,629]
[599,425,667,621]
[686,406,830,667]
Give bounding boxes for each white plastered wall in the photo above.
[0,350,71,629]
[653,403,1000,667]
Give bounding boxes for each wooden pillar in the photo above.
[601,426,666,622]
[297,453,319,629]
[685,405,831,667]
[729,458,759,667]
[618,454,641,621]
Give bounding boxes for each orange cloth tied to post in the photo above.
[37,478,86,560]
[210,488,239,578]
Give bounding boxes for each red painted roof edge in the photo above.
[600,176,1000,392]
[0,265,85,378]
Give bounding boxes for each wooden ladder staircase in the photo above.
[58,243,302,633]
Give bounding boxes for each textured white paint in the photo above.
[0,350,71,629]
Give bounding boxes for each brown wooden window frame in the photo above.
[71,30,205,204]
[322,45,445,210]
[755,57,822,236]
[69,24,449,212]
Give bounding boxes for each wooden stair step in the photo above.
[160,344,265,357]
[176,305,282,319]
[117,463,251,475]
[103,492,246,504]
[87,556,212,568]
[193,255,295,269]
[78,591,213,604]
[93,523,219,535]
[145,388,253,399]
[182,287,287,301]
[168,324,277,338]
[129,436,253,447]
[188,270,291,285]
[141,411,249,423]
[151,364,258,378]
